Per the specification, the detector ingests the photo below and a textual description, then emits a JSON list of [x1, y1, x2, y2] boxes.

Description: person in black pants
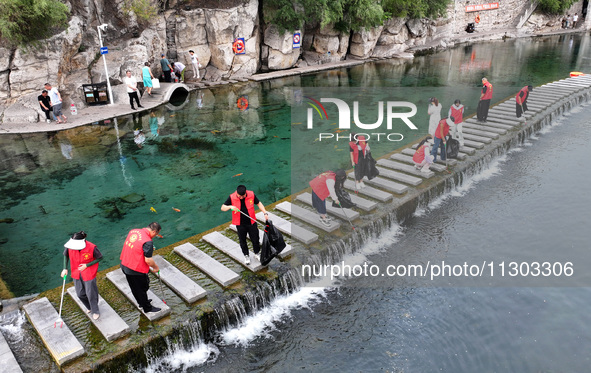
[[477, 77, 493, 122], [221, 185, 269, 265], [38, 90, 53, 123], [123, 70, 143, 110], [120, 222, 162, 313]]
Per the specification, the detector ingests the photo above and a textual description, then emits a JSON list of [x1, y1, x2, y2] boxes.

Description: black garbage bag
[[365, 152, 380, 180], [334, 183, 356, 208], [260, 220, 286, 265], [445, 135, 460, 159]]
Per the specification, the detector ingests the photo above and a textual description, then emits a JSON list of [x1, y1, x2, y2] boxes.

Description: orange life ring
[[237, 96, 248, 110], [475, 14, 481, 23], [570, 71, 584, 77], [232, 39, 245, 54]]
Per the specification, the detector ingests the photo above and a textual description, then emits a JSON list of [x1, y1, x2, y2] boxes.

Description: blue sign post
[[293, 32, 301, 49], [100, 47, 108, 55]]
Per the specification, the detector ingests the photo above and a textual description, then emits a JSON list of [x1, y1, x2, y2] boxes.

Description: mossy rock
[[120, 193, 145, 203]]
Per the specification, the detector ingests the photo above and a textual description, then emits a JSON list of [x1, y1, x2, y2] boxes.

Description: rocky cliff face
[[0, 0, 588, 124]]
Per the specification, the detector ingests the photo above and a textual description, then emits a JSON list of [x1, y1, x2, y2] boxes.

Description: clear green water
[[1, 33, 590, 296]]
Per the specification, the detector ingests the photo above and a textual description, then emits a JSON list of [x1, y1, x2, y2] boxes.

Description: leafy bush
[[382, 0, 450, 19], [0, 0, 69, 47], [537, 0, 576, 14], [123, 0, 158, 22]]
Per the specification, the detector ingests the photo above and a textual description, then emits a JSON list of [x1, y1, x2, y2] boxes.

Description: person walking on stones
[[413, 136, 434, 173], [38, 89, 53, 123], [309, 170, 345, 227], [160, 53, 173, 83], [427, 97, 442, 137], [516, 85, 533, 120], [477, 77, 493, 123], [448, 99, 465, 146], [431, 117, 453, 162], [221, 185, 269, 265], [189, 50, 200, 80], [349, 133, 369, 190], [44, 83, 67, 124], [61, 231, 103, 320], [120, 222, 162, 313], [142, 62, 155, 96], [124, 70, 143, 110], [566, 14, 571, 28], [173, 61, 186, 83]]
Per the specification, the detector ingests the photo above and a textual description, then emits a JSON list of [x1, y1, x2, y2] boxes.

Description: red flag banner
[[466, 2, 499, 12]]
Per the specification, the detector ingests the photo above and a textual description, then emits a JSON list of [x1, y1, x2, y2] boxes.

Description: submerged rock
[[120, 193, 145, 203], [0, 218, 14, 224]]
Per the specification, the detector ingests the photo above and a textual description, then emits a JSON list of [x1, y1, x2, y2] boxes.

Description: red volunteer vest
[[309, 171, 336, 201], [69, 241, 98, 281], [413, 144, 429, 163], [516, 86, 529, 104], [349, 136, 367, 164], [230, 190, 256, 226], [435, 118, 450, 139], [120, 228, 152, 273], [482, 82, 493, 100], [450, 105, 464, 124]]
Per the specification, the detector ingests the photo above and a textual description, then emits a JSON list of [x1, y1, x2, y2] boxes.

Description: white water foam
[[144, 342, 219, 373], [0, 311, 26, 343]]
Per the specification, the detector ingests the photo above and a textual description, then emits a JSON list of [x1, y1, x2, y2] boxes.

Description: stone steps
[[343, 179, 393, 202], [465, 117, 515, 129], [256, 211, 319, 244], [203, 232, 265, 271], [372, 164, 424, 185], [152, 256, 207, 303], [462, 122, 506, 134], [355, 174, 409, 194], [0, 324, 23, 372], [106, 269, 171, 321], [66, 287, 130, 342], [229, 224, 294, 258], [391, 153, 455, 170], [276, 201, 341, 232], [401, 147, 467, 161], [377, 158, 434, 178], [174, 243, 241, 287], [296, 192, 361, 220], [22, 297, 85, 366], [459, 126, 500, 139], [462, 132, 493, 144]]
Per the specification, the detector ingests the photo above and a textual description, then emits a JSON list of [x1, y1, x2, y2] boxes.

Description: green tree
[[537, 0, 576, 13], [0, 0, 69, 47], [382, 0, 450, 19], [123, 0, 158, 22]]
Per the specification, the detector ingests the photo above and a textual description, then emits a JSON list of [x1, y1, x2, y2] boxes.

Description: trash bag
[[334, 182, 356, 208], [366, 152, 380, 180], [260, 220, 286, 265], [445, 135, 460, 159]]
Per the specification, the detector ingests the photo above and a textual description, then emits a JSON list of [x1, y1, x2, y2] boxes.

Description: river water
[[145, 97, 591, 373]]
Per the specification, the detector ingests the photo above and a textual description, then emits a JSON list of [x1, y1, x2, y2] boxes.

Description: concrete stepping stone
[[174, 243, 240, 286], [106, 269, 171, 321], [378, 158, 434, 178], [152, 256, 207, 303], [276, 201, 341, 232], [497, 102, 545, 111], [343, 179, 393, 202], [464, 118, 513, 131], [296, 192, 361, 220], [66, 287, 130, 342], [203, 232, 264, 271], [488, 110, 533, 120], [357, 174, 409, 194], [255, 211, 318, 244], [535, 86, 575, 94], [462, 133, 492, 144], [462, 122, 506, 135], [23, 297, 85, 366], [391, 153, 455, 168], [462, 139, 486, 149], [528, 91, 567, 100], [228, 225, 294, 258], [550, 81, 585, 89], [402, 147, 467, 161], [471, 117, 518, 128], [458, 126, 499, 138], [0, 327, 23, 372], [370, 163, 423, 185]]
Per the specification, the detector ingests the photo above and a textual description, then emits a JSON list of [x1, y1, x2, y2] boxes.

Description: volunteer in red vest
[[477, 77, 493, 122], [413, 136, 434, 173], [431, 117, 453, 162], [120, 222, 162, 313], [61, 231, 103, 320], [516, 85, 533, 119], [349, 134, 369, 190], [448, 99, 465, 146], [221, 185, 269, 265], [309, 169, 345, 227]]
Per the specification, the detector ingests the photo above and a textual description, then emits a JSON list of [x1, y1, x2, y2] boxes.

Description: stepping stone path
[[18, 75, 591, 371], [229, 224, 294, 258]]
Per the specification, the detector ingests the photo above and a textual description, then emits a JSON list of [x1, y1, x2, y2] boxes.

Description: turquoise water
[[1, 33, 591, 296]]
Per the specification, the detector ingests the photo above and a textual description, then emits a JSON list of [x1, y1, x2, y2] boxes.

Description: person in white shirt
[[189, 50, 200, 79], [173, 61, 186, 82], [123, 70, 143, 110], [573, 13, 579, 28], [44, 83, 67, 123]]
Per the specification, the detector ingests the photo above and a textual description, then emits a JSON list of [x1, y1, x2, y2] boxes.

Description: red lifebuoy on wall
[[237, 96, 249, 111], [232, 38, 245, 54], [475, 14, 481, 23]]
